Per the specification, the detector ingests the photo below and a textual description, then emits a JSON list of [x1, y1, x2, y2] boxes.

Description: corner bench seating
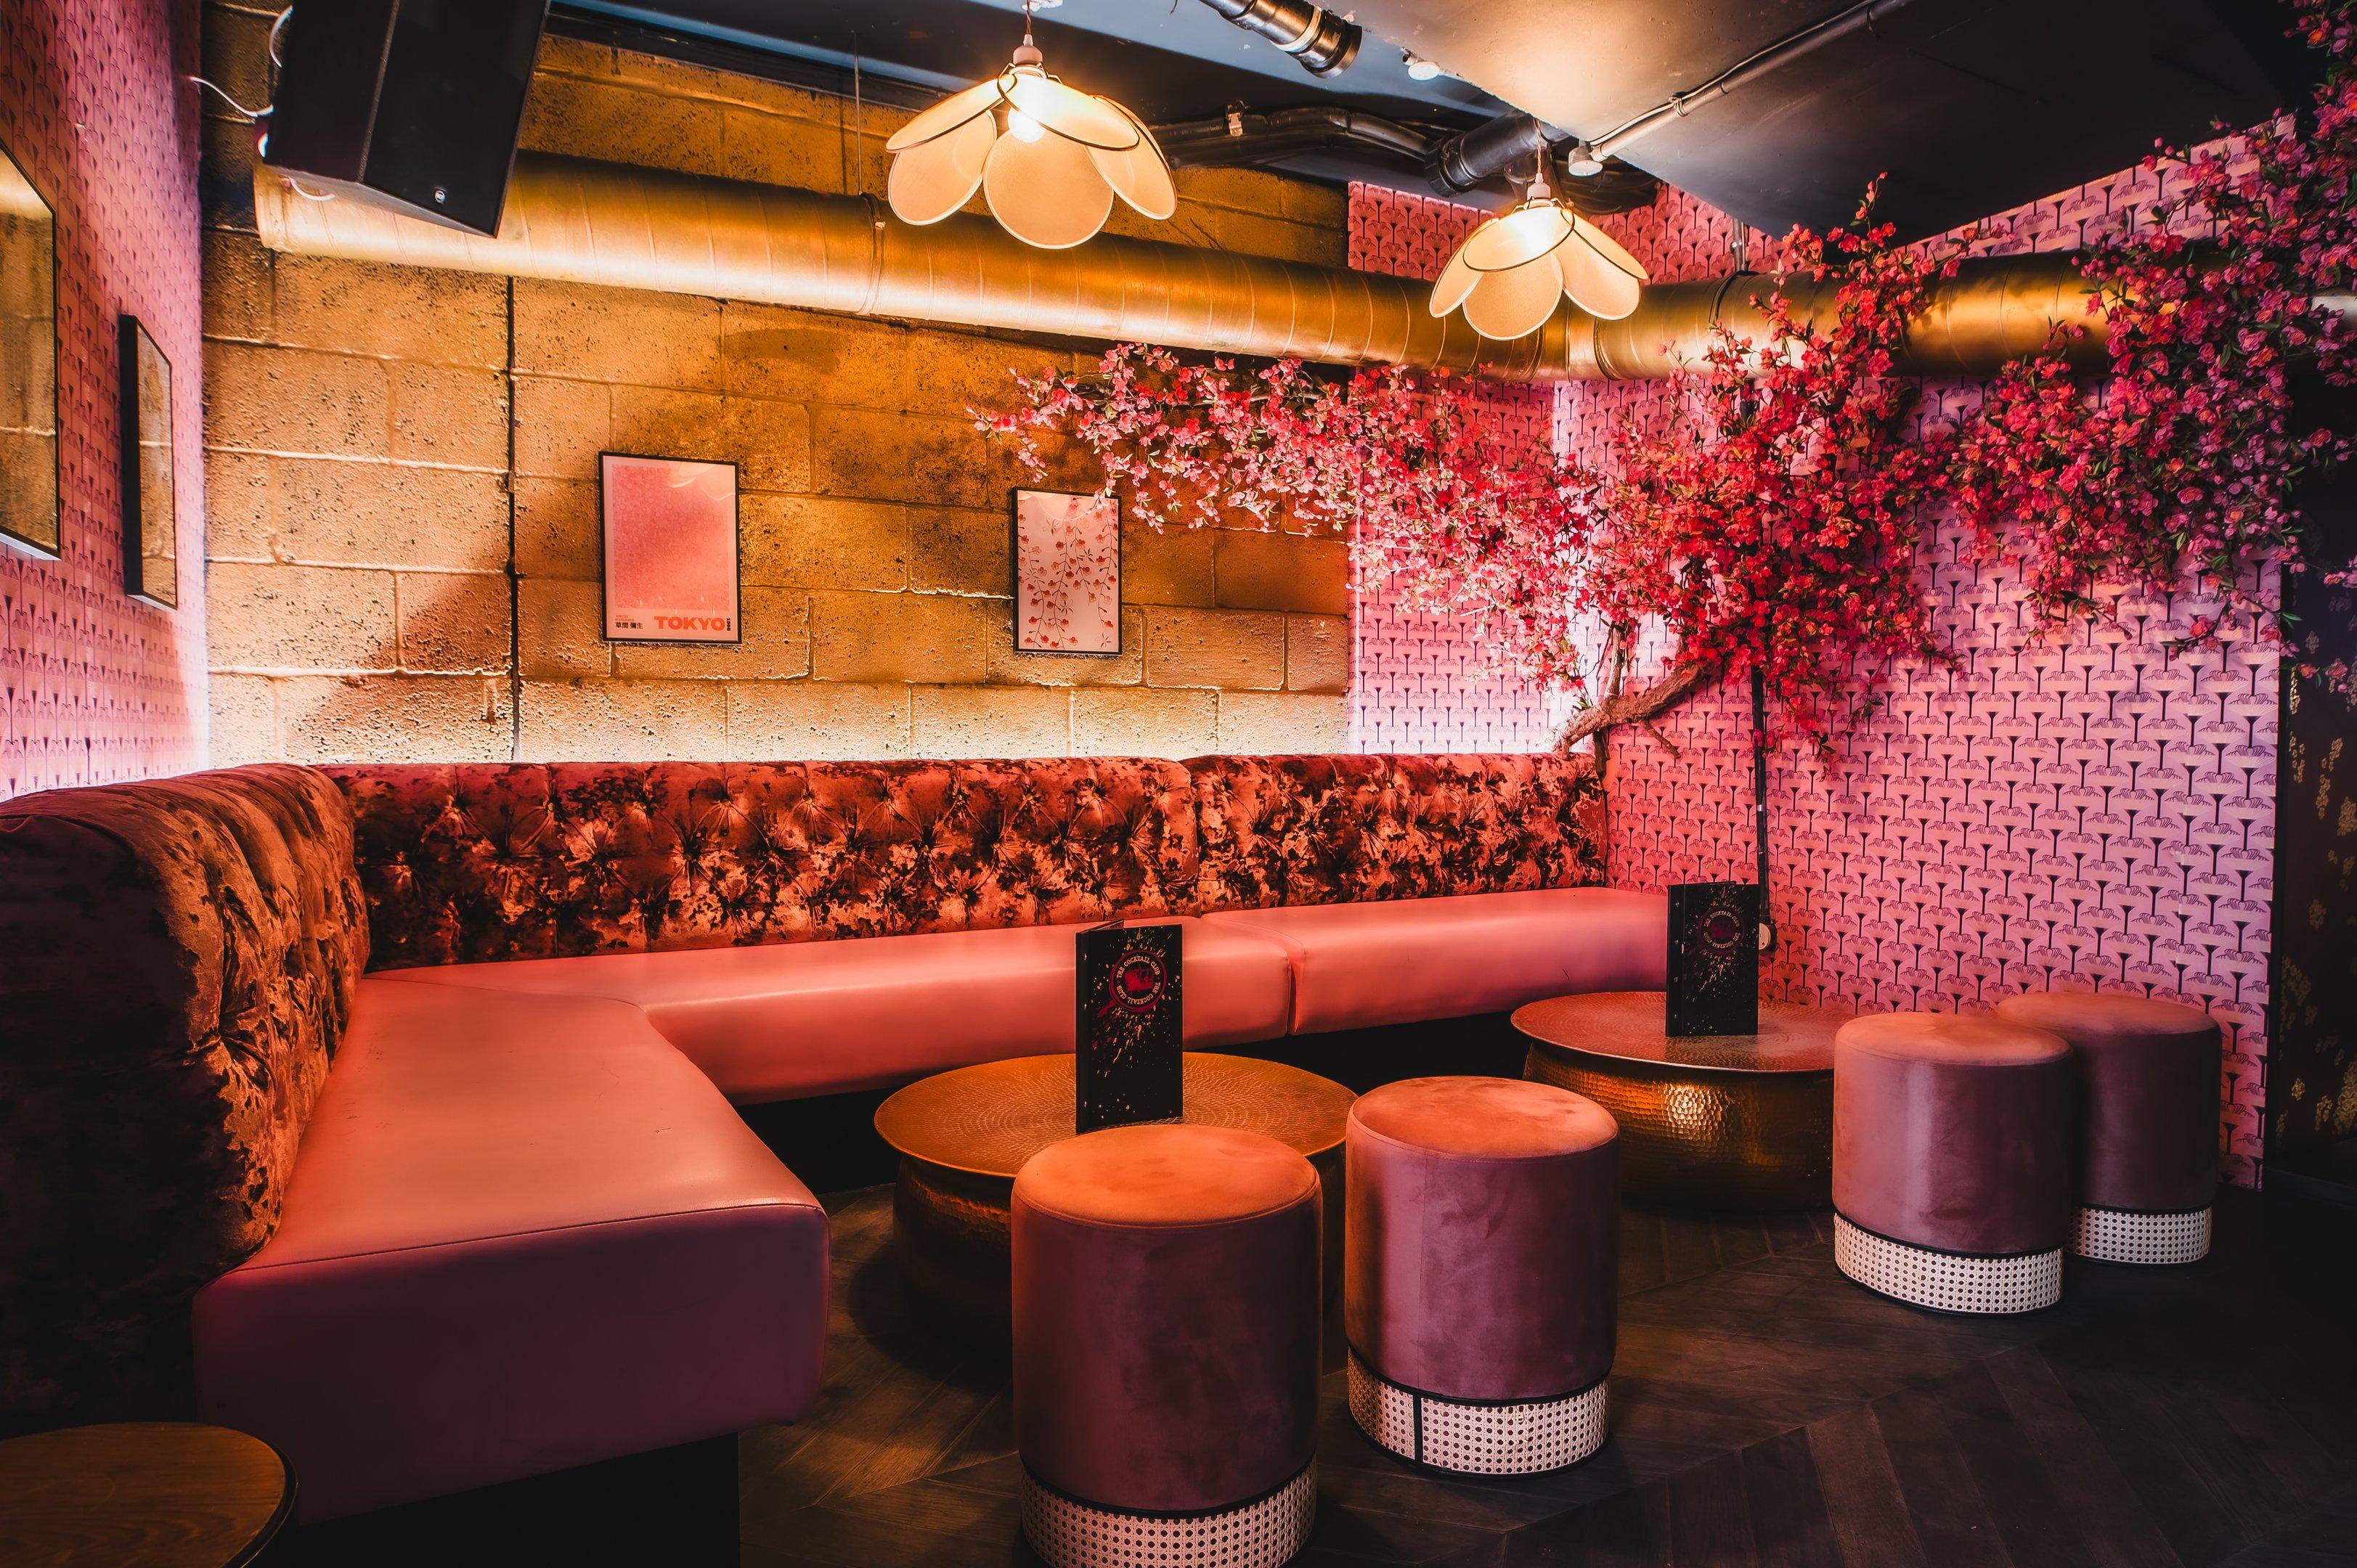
[[0, 751, 1661, 1525]]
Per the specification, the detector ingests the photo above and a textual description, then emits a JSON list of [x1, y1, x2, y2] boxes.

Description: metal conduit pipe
[[1193, 0, 1362, 76], [1424, 112, 1553, 195], [254, 152, 2353, 382]]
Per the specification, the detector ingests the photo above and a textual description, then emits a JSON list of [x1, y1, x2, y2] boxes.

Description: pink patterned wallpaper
[[0, 0, 205, 801], [1348, 171, 2273, 1186], [1346, 190, 1572, 753]]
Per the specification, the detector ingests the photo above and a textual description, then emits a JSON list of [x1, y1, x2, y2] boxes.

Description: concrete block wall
[[198, 2, 1349, 764]]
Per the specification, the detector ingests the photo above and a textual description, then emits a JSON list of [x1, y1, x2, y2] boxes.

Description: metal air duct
[[255, 152, 2332, 382], [1194, 0, 1362, 76]]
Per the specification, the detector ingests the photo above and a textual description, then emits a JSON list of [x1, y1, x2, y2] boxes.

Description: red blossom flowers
[[976, 0, 2357, 742], [1945, 0, 2357, 681]]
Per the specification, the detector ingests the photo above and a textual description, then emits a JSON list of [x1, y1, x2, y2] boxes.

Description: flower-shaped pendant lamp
[[1429, 166, 1648, 339], [886, 0, 1175, 250]]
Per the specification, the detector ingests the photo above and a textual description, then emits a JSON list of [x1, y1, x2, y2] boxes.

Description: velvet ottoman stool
[[1995, 991, 2222, 1264], [1833, 1013, 2077, 1314], [1343, 1077, 1619, 1475], [1012, 1123, 1321, 1568]]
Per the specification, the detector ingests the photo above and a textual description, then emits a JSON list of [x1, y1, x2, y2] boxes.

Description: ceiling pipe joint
[[1424, 111, 1553, 195], [1193, 0, 1361, 77]]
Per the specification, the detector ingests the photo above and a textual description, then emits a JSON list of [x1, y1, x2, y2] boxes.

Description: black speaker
[[265, 0, 550, 235]]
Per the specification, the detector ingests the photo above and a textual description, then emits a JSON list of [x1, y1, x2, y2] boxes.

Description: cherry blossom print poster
[[1013, 489, 1121, 654], [601, 453, 741, 644]]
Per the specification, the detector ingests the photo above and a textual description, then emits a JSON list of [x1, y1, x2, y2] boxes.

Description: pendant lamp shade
[[1430, 187, 1648, 340], [887, 24, 1175, 251]]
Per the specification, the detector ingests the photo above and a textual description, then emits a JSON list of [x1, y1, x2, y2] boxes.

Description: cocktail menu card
[[1075, 920, 1184, 1132], [1666, 881, 1761, 1037]]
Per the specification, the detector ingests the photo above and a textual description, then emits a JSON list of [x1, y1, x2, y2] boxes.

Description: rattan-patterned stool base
[[1019, 1463, 1315, 1568], [2073, 1204, 2212, 1265], [1346, 1351, 1608, 1475], [1833, 1213, 2063, 1315]]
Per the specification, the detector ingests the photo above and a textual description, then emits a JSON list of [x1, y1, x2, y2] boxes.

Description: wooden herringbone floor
[[738, 1188, 2357, 1568]]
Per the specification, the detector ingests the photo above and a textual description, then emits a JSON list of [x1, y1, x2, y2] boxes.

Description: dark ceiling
[[562, 0, 2310, 238], [1342, 0, 2302, 236]]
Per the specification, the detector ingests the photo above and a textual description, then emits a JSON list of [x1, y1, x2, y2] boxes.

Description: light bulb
[[1007, 107, 1046, 142]]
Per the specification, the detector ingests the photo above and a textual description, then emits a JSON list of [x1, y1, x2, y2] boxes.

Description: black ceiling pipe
[[1424, 111, 1552, 194], [1153, 106, 1438, 168], [1152, 105, 1664, 214], [1194, 0, 1361, 77]]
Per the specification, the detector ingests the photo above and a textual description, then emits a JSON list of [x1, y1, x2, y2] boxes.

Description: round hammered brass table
[[1515, 992, 1852, 1210], [874, 1053, 1354, 1336]]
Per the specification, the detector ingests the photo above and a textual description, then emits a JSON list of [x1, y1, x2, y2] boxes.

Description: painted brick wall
[[0, 0, 206, 800], [1348, 171, 2276, 1185], [198, 4, 1348, 765]]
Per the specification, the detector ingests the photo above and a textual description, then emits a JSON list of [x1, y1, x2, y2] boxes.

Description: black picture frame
[[118, 315, 176, 608], [1010, 486, 1124, 656], [597, 450, 744, 646]]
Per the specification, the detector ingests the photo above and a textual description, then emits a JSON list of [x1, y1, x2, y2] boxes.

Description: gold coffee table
[[1516, 991, 1852, 1210], [875, 1053, 1353, 1335], [0, 1421, 293, 1568]]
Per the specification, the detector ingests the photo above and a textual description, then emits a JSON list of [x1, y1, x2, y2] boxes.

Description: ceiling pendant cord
[[1017, 0, 1042, 68]]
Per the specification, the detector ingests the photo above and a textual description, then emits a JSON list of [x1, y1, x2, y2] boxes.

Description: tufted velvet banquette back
[[324, 753, 1608, 970], [0, 765, 369, 1424], [326, 758, 1204, 969], [1186, 753, 1608, 911]]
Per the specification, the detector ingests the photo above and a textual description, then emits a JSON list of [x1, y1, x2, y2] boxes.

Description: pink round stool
[[1013, 1123, 1320, 1568], [1344, 1077, 1619, 1475], [1833, 1013, 2076, 1314], [1995, 991, 2222, 1264]]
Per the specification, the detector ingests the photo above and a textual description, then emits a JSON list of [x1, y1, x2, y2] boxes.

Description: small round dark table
[[1515, 991, 1852, 1210], [0, 1421, 293, 1567], [875, 1052, 1355, 1334]]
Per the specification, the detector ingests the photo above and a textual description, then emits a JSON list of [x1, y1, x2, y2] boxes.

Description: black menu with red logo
[[1075, 921, 1184, 1132], [1666, 881, 1760, 1037]]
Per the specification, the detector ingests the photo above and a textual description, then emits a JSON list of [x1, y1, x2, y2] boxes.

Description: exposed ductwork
[[254, 153, 1568, 377], [1147, 106, 1660, 214], [1194, 0, 1362, 77], [255, 151, 2348, 383], [1423, 112, 1553, 195]]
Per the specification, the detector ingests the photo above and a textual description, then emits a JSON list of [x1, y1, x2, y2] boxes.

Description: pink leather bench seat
[[377, 915, 1295, 1103], [1200, 889, 1670, 1036], [190, 980, 829, 1522]]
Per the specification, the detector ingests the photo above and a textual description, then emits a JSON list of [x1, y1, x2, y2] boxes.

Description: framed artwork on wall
[[118, 316, 176, 608], [0, 137, 60, 558], [600, 452, 741, 644], [1012, 488, 1121, 655]]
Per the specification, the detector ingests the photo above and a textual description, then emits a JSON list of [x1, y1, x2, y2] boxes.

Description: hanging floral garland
[[1945, 0, 2357, 680], [977, 346, 1616, 697]]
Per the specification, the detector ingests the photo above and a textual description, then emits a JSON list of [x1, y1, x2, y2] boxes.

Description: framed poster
[[0, 138, 59, 558], [1012, 488, 1120, 655], [118, 316, 176, 608], [600, 452, 740, 644]]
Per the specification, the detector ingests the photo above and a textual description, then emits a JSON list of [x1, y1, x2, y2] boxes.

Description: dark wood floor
[[738, 1187, 2357, 1568]]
